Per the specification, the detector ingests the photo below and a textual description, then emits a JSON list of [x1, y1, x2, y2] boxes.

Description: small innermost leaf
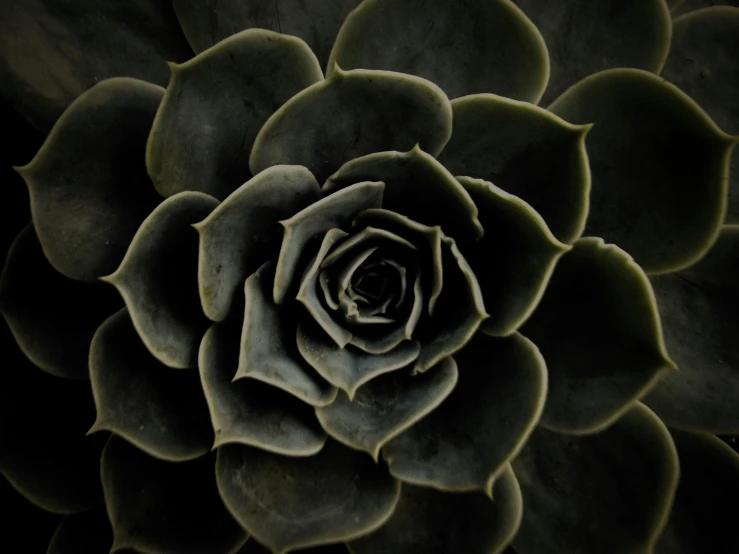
[[353, 268, 389, 301]]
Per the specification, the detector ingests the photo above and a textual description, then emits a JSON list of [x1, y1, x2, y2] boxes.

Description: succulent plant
[[1, 0, 739, 552]]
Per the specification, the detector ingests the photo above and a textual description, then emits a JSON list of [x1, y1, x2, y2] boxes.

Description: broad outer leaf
[[103, 191, 218, 369], [329, 0, 549, 102], [548, 68, 736, 274], [89, 309, 213, 462], [101, 436, 246, 554], [0, 224, 120, 379], [16, 78, 164, 282], [216, 441, 400, 553], [672, 1, 739, 17], [47, 508, 112, 554], [522, 237, 675, 433], [349, 465, 523, 554], [512, 403, 679, 554], [383, 332, 546, 494], [195, 165, 320, 322], [645, 225, 739, 433], [146, 30, 323, 199], [250, 67, 452, 183]]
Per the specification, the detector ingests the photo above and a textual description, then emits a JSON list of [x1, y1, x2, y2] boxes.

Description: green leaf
[[15, 78, 164, 282], [660, 7, 739, 222], [644, 225, 739, 433], [328, 0, 549, 103], [200, 320, 327, 456], [216, 441, 400, 553], [457, 177, 569, 336], [383, 332, 546, 494], [101, 436, 247, 554], [316, 357, 457, 459], [522, 237, 675, 433], [103, 191, 218, 369], [324, 147, 483, 243], [47, 508, 112, 554], [512, 403, 679, 554], [548, 68, 736, 274], [236, 262, 338, 407], [349, 465, 522, 554], [513, 0, 672, 105], [172, 0, 363, 69], [655, 429, 739, 554], [437, 94, 591, 244], [195, 165, 320, 322], [250, 68, 452, 183], [89, 309, 213, 462], [672, 1, 739, 17], [146, 30, 323, 199], [0, 0, 192, 131], [0, 224, 120, 379]]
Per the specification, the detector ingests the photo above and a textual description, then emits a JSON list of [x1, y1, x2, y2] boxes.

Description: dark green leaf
[[47, 508, 112, 554]]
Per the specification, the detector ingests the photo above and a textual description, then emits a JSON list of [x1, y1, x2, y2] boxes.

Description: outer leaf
[[349, 465, 523, 554], [104, 192, 217, 368], [513, 0, 672, 105], [47, 508, 112, 554], [655, 429, 739, 554], [0, 224, 119, 379], [329, 0, 549, 103], [522, 237, 675, 433], [101, 436, 247, 554], [238, 542, 350, 554], [15, 78, 164, 282], [200, 320, 327, 456], [89, 309, 213, 462], [644, 226, 739, 432], [146, 30, 323, 199], [195, 165, 320, 322], [216, 441, 400, 553], [437, 94, 591, 244], [457, 177, 569, 336], [672, 1, 739, 17], [383, 332, 547, 494], [660, 7, 739, 222], [0, 0, 191, 131], [250, 67, 452, 183], [512, 403, 679, 554], [316, 357, 458, 460], [548, 68, 736, 274], [0, 476, 59, 553], [236, 262, 338, 407]]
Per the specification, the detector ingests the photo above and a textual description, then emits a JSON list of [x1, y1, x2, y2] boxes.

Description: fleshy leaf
[[0, 224, 120, 379], [172, 0, 362, 69], [522, 237, 675, 433], [195, 165, 320, 322], [103, 191, 218, 369], [513, 0, 672, 105], [437, 94, 591, 243], [89, 309, 213, 462], [47, 508, 112, 554], [548, 68, 736, 274], [383, 332, 546, 494], [644, 226, 739, 433], [512, 403, 679, 554], [237, 262, 338, 407], [297, 316, 421, 399], [660, 7, 739, 222], [216, 441, 400, 553], [15, 78, 164, 282], [238, 541, 351, 554], [316, 357, 457, 460], [328, 0, 549, 102], [276, 181, 384, 304], [324, 147, 483, 242], [349, 465, 522, 554], [672, 1, 739, 17], [200, 320, 327, 456], [250, 68, 453, 183], [457, 177, 569, 336], [655, 429, 739, 554], [101, 436, 247, 554], [0, 0, 191, 131], [146, 30, 323, 199]]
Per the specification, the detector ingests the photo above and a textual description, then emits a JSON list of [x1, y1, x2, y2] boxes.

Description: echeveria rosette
[[1, 1, 739, 553]]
